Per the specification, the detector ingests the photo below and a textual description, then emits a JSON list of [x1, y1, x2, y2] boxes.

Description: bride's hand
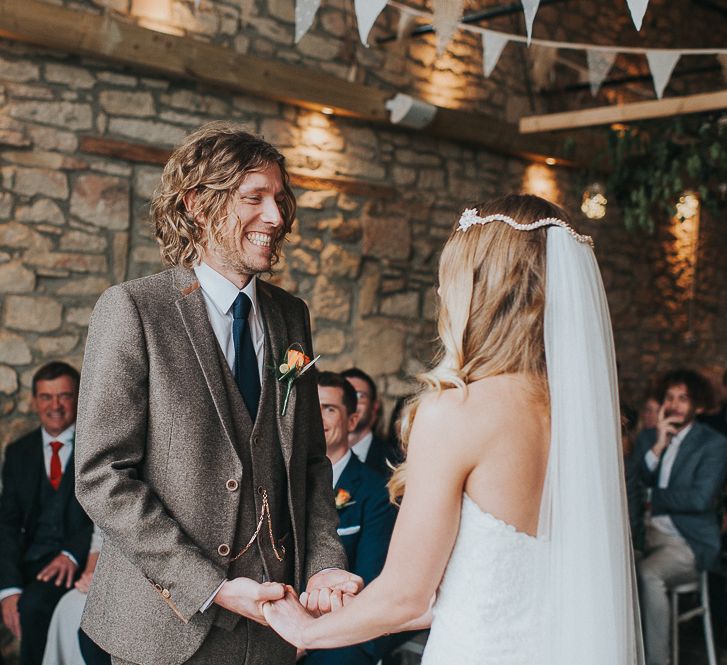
[[263, 585, 315, 648]]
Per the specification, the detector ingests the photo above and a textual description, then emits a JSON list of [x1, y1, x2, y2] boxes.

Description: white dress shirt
[[331, 450, 352, 489], [645, 422, 694, 538], [0, 425, 78, 602], [193, 262, 265, 379], [351, 431, 373, 464]]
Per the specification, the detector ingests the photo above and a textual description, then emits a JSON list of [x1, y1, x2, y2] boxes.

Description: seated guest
[[342, 368, 401, 478], [637, 393, 661, 435], [42, 526, 109, 665], [300, 372, 397, 665], [634, 369, 727, 665], [0, 362, 93, 665]]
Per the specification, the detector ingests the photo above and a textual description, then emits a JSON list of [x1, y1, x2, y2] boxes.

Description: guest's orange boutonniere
[[335, 488, 355, 510], [270, 343, 320, 417]]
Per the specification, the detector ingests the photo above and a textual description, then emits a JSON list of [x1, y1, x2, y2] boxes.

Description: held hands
[[301, 568, 363, 616], [36, 552, 78, 588], [214, 577, 286, 625], [263, 585, 314, 649]]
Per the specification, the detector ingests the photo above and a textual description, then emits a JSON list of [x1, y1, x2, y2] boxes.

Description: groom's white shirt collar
[[193, 262, 264, 377], [331, 450, 352, 488]]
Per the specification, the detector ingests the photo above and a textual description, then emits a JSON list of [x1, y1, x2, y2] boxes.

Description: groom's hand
[[301, 569, 363, 616], [213, 577, 285, 625]]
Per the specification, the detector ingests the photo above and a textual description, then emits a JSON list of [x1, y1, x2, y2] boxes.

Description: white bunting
[[521, 0, 540, 45], [626, 0, 650, 31], [354, 0, 389, 46], [586, 49, 618, 97], [482, 30, 509, 77], [432, 0, 465, 54], [295, 0, 320, 44], [646, 50, 680, 99]]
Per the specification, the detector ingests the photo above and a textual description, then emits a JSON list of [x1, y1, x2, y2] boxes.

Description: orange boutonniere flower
[[269, 343, 320, 417], [335, 488, 355, 510]]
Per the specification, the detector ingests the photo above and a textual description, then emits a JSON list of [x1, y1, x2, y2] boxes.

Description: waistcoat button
[[226, 479, 239, 492], [218, 544, 230, 557]]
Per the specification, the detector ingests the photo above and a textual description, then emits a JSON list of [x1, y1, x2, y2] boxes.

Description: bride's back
[[460, 374, 550, 537]]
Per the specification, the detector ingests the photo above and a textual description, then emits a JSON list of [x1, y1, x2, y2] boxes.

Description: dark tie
[[232, 292, 261, 420], [49, 440, 63, 490]]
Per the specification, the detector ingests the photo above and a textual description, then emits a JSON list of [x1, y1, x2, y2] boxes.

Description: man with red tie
[[0, 361, 93, 665]]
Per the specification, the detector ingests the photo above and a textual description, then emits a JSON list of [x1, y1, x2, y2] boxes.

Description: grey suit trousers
[[637, 526, 697, 665]]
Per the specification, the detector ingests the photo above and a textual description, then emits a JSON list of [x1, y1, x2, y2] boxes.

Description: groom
[[75, 123, 360, 665]]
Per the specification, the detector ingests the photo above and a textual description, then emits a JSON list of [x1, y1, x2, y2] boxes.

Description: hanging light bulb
[[581, 182, 607, 220], [675, 192, 699, 223]]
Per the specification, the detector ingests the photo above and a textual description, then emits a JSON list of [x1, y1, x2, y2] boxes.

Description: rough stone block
[[380, 291, 420, 318], [0, 222, 53, 251], [0, 261, 35, 293], [0, 56, 39, 82], [100, 90, 155, 117], [58, 230, 107, 252], [354, 318, 406, 375], [0, 365, 18, 395], [320, 244, 360, 279], [15, 199, 65, 226], [9, 101, 93, 130], [65, 306, 93, 327], [34, 334, 78, 356], [362, 207, 411, 261], [44, 63, 96, 89], [312, 275, 351, 323], [12, 167, 68, 199], [314, 327, 346, 355], [0, 331, 32, 365], [108, 118, 187, 147], [5, 295, 62, 332], [23, 250, 107, 273], [70, 174, 130, 230]]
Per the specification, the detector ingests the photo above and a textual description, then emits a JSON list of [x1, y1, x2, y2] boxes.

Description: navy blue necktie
[[232, 292, 260, 420]]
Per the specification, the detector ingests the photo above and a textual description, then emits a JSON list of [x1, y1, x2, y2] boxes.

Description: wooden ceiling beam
[[520, 90, 727, 132]]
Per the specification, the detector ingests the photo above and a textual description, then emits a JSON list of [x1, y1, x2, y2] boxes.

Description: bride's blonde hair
[[389, 194, 568, 501]]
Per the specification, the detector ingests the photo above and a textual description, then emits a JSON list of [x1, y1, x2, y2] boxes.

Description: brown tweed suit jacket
[[75, 266, 346, 665]]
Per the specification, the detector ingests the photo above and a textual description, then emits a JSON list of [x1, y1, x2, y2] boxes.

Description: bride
[[264, 194, 644, 664]]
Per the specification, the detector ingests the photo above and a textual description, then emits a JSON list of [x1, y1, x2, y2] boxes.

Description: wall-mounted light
[[130, 0, 183, 35], [545, 157, 556, 166], [320, 107, 334, 116], [581, 182, 607, 220]]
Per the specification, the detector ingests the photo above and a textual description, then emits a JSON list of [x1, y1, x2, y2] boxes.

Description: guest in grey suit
[[75, 123, 361, 665], [633, 369, 727, 665]]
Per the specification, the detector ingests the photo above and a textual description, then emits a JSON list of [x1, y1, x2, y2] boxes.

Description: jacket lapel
[[257, 281, 295, 465], [669, 422, 706, 484], [173, 267, 238, 454], [25, 431, 44, 530]]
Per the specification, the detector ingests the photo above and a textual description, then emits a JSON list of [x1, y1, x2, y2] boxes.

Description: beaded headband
[[457, 208, 594, 248]]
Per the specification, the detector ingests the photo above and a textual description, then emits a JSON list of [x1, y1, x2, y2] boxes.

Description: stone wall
[[2, 0, 727, 447]]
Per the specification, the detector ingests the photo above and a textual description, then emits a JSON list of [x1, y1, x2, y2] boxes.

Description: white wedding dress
[[421, 494, 544, 665]]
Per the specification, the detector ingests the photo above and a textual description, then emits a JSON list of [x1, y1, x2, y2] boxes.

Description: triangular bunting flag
[[521, 0, 541, 45], [432, 0, 465, 54], [354, 0, 388, 46], [482, 30, 509, 77], [626, 0, 649, 31], [586, 50, 618, 97], [646, 50, 680, 99], [295, 0, 321, 44]]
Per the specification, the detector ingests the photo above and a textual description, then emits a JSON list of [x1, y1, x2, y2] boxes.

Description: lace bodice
[[421, 494, 544, 665]]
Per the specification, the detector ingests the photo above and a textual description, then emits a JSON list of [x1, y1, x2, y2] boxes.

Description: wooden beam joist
[[520, 90, 727, 133], [79, 135, 397, 198], [0, 0, 591, 166]]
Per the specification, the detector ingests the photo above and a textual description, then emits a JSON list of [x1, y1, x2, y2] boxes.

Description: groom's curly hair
[[151, 121, 296, 268]]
